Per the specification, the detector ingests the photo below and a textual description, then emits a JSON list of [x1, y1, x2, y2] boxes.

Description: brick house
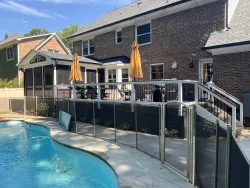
[[68, 0, 250, 101], [0, 33, 71, 81]]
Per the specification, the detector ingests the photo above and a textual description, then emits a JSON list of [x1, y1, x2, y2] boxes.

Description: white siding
[[228, 0, 239, 24]]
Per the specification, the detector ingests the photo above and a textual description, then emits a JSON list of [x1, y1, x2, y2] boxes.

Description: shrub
[[0, 78, 23, 88], [165, 128, 178, 138], [37, 101, 49, 116]]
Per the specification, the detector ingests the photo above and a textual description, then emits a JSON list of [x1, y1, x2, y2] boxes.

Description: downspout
[[225, 0, 230, 29]]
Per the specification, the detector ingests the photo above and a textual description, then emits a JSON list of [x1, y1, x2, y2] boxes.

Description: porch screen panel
[[44, 65, 53, 86], [25, 69, 33, 96], [34, 67, 43, 97], [44, 65, 53, 97], [57, 65, 70, 85]]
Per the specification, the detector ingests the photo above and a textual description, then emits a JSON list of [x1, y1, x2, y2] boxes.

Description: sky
[[0, 0, 133, 40]]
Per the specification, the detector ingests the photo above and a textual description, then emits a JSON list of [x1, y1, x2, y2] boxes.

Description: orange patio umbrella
[[69, 53, 83, 81], [130, 40, 143, 81]]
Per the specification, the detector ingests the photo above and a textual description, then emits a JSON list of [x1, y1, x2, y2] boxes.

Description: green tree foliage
[[56, 24, 81, 52], [0, 78, 23, 88], [24, 28, 49, 37]]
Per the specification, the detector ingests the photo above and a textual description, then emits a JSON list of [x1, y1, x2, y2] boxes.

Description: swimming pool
[[0, 121, 118, 188]]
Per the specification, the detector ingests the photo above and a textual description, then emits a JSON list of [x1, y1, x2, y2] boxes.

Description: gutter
[[202, 40, 250, 51], [67, 0, 191, 39]]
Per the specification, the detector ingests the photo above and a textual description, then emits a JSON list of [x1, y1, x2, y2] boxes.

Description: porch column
[[117, 69, 122, 83], [32, 68, 35, 97], [53, 65, 57, 98], [42, 66, 44, 98]]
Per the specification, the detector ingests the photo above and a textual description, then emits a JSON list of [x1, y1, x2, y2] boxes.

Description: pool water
[[0, 121, 118, 188]]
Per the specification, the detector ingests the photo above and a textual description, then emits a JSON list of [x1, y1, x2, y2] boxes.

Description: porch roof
[[36, 50, 101, 65]]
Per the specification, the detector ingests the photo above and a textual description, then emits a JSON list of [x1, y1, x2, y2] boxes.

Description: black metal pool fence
[[196, 115, 249, 188], [0, 96, 249, 188]]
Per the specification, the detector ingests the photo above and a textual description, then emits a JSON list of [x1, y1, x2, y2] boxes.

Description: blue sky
[[0, 0, 133, 40]]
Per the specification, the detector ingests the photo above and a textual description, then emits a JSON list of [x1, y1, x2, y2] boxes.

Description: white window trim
[[6, 46, 14, 61], [115, 29, 123, 44], [150, 63, 164, 81], [135, 21, 152, 46], [82, 39, 95, 56]]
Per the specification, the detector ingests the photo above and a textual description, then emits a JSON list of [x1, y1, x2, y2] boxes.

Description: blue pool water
[[0, 121, 118, 188]]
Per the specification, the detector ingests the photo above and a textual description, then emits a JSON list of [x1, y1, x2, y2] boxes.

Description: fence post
[[160, 104, 165, 163], [24, 96, 26, 116], [4, 87, 7, 111], [195, 83, 199, 105], [93, 100, 96, 137], [9, 96, 12, 112], [35, 96, 37, 117], [232, 107, 237, 133], [74, 100, 77, 133], [178, 81, 183, 116], [240, 103, 244, 126], [215, 120, 219, 188], [135, 102, 138, 149], [98, 84, 101, 109], [114, 102, 116, 142], [47, 96, 49, 118], [226, 125, 232, 188]]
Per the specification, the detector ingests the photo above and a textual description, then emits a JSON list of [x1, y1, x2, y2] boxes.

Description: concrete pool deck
[[20, 118, 194, 188]]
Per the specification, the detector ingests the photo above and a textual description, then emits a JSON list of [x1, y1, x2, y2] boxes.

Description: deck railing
[[55, 80, 197, 104], [207, 83, 243, 126]]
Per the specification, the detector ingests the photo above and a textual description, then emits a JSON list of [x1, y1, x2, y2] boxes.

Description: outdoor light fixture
[[189, 61, 194, 69], [171, 61, 177, 69]]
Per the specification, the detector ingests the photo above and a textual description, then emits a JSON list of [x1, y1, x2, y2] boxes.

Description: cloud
[[21, 20, 29, 23], [47, 11, 68, 19], [37, 0, 133, 5], [0, 0, 51, 18]]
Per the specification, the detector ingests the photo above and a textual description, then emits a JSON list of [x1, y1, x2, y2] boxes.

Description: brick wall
[[19, 36, 48, 60], [73, 0, 225, 81], [213, 52, 250, 100], [40, 38, 67, 54]]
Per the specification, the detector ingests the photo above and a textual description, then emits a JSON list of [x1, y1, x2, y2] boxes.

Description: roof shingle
[[35, 50, 101, 65], [71, 0, 182, 38], [205, 0, 250, 48]]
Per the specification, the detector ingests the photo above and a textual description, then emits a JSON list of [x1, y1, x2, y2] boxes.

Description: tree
[[56, 24, 81, 52], [24, 28, 49, 37]]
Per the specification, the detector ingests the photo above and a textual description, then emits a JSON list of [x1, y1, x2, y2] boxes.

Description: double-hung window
[[136, 23, 151, 45], [6, 46, 14, 61], [83, 39, 95, 56], [116, 29, 122, 44], [151, 64, 164, 80], [122, 69, 129, 82]]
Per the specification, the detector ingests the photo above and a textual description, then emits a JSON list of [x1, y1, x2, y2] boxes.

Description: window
[[108, 69, 116, 83], [48, 49, 59, 53], [122, 69, 129, 82], [30, 55, 46, 64], [82, 39, 95, 56], [203, 63, 213, 83], [6, 46, 14, 61], [116, 29, 122, 44], [108, 69, 116, 89], [151, 64, 163, 80], [136, 23, 151, 45]]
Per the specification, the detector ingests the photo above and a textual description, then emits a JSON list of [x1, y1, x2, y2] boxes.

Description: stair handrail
[[207, 83, 242, 103], [195, 83, 237, 132], [207, 83, 243, 125]]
